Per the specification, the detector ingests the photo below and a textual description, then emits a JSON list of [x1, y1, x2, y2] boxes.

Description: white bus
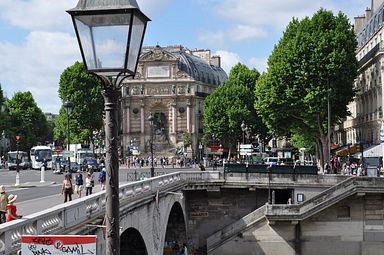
[[30, 146, 53, 170], [7, 151, 30, 170]]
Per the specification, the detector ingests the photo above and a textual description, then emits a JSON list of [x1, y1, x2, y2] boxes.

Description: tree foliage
[[7, 91, 49, 151], [255, 9, 358, 168], [204, 63, 267, 155], [55, 62, 104, 145]]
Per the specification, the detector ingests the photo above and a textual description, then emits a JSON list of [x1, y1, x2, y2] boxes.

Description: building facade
[[336, 0, 384, 148], [120, 45, 227, 158]]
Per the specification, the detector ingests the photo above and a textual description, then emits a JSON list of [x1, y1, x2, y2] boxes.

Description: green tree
[[7, 91, 49, 151], [0, 84, 9, 134], [204, 63, 267, 157], [55, 62, 104, 145], [255, 9, 358, 170]]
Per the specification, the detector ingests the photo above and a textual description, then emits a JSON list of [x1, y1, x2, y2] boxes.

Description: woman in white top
[[85, 172, 94, 196]]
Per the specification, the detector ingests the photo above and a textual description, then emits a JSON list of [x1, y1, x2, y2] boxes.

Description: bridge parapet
[[0, 172, 208, 255]]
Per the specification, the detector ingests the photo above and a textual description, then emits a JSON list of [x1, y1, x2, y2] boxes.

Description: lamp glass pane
[[74, 13, 131, 72], [127, 14, 146, 72]]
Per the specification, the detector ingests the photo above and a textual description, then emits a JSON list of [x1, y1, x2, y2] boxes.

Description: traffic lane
[[5, 184, 62, 203]]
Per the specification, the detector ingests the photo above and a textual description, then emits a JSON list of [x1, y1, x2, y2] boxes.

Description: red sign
[[55, 147, 62, 155], [208, 146, 224, 152]]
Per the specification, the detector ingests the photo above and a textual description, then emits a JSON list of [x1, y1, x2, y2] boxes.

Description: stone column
[[186, 100, 191, 133], [127, 106, 131, 134], [172, 102, 177, 133]]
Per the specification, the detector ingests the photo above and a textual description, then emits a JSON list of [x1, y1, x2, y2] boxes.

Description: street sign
[[240, 152, 252, 156], [61, 150, 74, 157], [240, 144, 252, 149]]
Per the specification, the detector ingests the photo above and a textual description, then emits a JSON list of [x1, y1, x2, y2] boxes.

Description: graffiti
[[21, 236, 97, 255]]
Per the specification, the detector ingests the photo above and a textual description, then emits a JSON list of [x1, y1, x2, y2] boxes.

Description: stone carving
[[176, 70, 189, 78], [178, 86, 185, 94], [131, 86, 141, 95], [140, 46, 178, 62], [147, 87, 171, 95]]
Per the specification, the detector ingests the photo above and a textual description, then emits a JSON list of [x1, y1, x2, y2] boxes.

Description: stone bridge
[[3, 171, 382, 255], [0, 171, 220, 255]]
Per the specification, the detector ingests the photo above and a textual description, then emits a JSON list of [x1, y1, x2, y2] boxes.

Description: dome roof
[[141, 45, 227, 85]]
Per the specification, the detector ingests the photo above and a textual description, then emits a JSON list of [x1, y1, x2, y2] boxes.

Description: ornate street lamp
[[63, 99, 73, 172], [148, 113, 155, 177], [67, 1, 150, 255]]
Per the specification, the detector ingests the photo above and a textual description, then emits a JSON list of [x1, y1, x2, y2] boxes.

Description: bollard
[[40, 165, 45, 183], [15, 172, 20, 186]]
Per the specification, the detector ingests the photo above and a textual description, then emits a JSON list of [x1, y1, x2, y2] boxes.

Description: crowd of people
[[61, 166, 106, 203], [324, 157, 380, 176], [125, 156, 197, 169]]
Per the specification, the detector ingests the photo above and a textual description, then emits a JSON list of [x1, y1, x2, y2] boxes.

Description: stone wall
[[208, 194, 384, 255]]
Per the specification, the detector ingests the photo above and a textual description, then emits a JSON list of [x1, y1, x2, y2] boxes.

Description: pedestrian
[[287, 198, 292, 205], [85, 172, 94, 196], [61, 174, 73, 203], [199, 163, 205, 171], [75, 170, 84, 197], [98, 168, 106, 190], [0, 185, 9, 224], [6, 194, 22, 222]]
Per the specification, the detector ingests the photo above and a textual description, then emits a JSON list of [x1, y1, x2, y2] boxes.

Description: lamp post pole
[[67, 1, 149, 255], [15, 136, 20, 186], [1, 130, 5, 163], [148, 113, 155, 177], [63, 99, 73, 172], [241, 121, 247, 144]]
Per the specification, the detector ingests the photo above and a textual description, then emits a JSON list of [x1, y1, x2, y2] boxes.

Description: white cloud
[[248, 57, 268, 73], [229, 24, 268, 41], [214, 50, 242, 74], [0, 0, 77, 32], [0, 31, 80, 113]]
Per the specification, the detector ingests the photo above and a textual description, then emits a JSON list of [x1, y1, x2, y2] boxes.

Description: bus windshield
[[7, 151, 28, 163], [34, 149, 52, 162]]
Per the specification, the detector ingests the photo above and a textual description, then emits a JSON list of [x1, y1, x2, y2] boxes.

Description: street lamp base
[[150, 167, 154, 177]]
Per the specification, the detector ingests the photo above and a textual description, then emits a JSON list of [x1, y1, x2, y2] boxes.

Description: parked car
[[83, 157, 100, 172], [70, 162, 80, 173]]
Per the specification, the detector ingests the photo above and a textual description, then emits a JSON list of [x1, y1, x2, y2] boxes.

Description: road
[[0, 164, 204, 216]]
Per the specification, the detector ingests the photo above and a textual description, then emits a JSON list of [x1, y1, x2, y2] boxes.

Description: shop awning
[[335, 144, 358, 157], [355, 144, 382, 158]]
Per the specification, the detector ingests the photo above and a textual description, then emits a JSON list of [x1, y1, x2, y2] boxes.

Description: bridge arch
[[120, 227, 147, 255], [163, 202, 187, 252], [119, 191, 187, 254]]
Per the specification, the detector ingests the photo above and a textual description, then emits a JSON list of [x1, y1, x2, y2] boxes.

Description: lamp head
[[67, 0, 150, 77]]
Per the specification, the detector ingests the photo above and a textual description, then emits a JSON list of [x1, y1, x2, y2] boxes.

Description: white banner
[[21, 235, 96, 255]]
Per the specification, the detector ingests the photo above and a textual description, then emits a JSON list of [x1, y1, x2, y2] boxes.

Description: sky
[[0, 0, 372, 114]]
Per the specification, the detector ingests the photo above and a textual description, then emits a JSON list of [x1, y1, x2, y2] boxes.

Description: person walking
[[0, 185, 9, 224], [98, 168, 106, 190], [85, 172, 94, 196], [61, 174, 73, 203], [75, 170, 84, 198], [6, 194, 22, 222]]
